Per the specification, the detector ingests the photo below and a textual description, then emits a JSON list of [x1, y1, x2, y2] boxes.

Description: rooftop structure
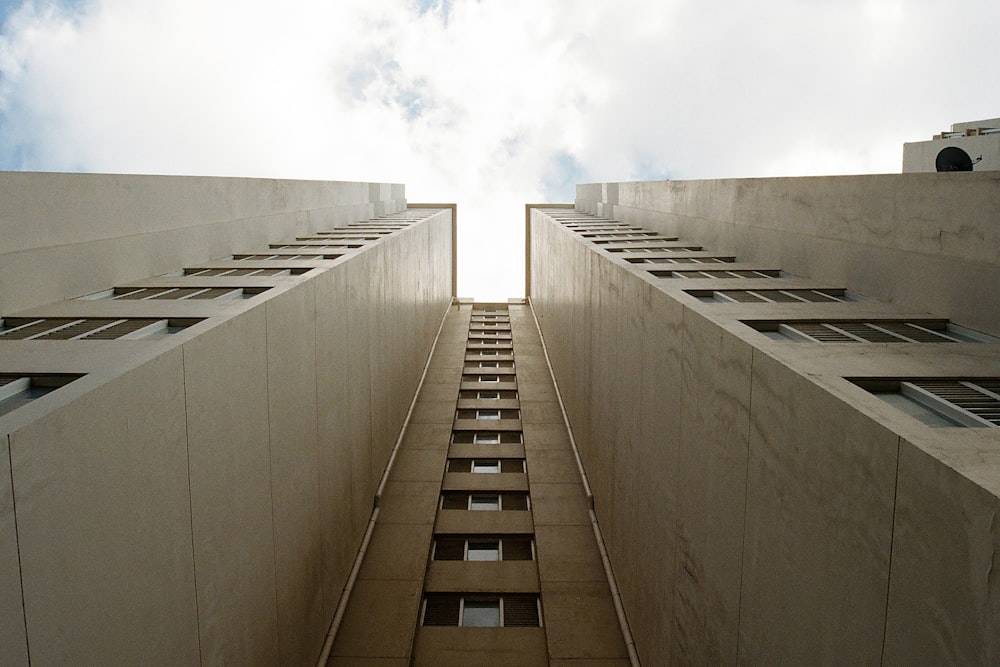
[[903, 117, 1000, 172]]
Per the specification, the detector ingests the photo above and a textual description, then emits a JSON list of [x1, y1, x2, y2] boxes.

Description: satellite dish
[[936, 146, 974, 172]]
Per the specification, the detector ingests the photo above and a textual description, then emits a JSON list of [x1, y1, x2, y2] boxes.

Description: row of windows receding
[[554, 211, 1000, 431], [419, 308, 539, 631]]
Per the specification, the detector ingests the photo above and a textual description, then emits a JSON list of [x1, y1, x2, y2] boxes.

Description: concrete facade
[[529, 175, 1000, 665], [327, 302, 631, 665], [0, 174, 452, 665]]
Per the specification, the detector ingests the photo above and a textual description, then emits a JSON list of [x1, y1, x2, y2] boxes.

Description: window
[[746, 320, 994, 344], [88, 286, 270, 300], [0, 318, 201, 340], [440, 492, 530, 511], [467, 541, 501, 561], [452, 431, 522, 444], [478, 391, 500, 400], [447, 458, 525, 473], [0, 374, 82, 417], [422, 594, 541, 627], [457, 409, 519, 420], [625, 256, 733, 265], [687, 288, 851, 303], [433, 535, 534, 561], [469, 495, 500, 511], [463, 599, 501, 626], [472, 460, 500, 473], [477, 375, 499, 383], [650, 269, 779, 279], [479, 361, 499, 368], [855, 378, 1000, 427]]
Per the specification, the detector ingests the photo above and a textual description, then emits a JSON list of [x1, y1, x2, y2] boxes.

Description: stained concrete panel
[[411, 628, 548, 667], [10, 349, 199, 664], [673, 308, 752, 667], [740, 351, 897, 665], [315, 267, 362, 620], [530, 482, 592, 526], [410, 400, 458, 424], [434, 511, 535, 535], [183, 308, 279, 664], [542, 581, 629, 660], [357, 523, 434, 582], [524, 450, 582, 483], [883, 438, 1000, 665], [388, 449, 449, 482], [329, 579, 422, 659], [264, 283, 326, 665], [378, 481, 442, 525], [0, 435, 26, 667], [424, 560, 539, 592], [535, 525, 607, 583]]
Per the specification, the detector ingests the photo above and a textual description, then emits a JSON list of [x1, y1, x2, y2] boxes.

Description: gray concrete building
[[529, 172, 1000, 665], [0, 174, 454, 664], [2, 164, 999, 665]]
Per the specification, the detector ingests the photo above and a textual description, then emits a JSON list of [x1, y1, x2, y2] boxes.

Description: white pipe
[[316, 299, 454, 666], [527, 298, 641, 667]]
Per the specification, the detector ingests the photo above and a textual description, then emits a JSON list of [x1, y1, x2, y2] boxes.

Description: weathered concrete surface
[[0, 175, 450, 665], [530, 198, 1000, 666]]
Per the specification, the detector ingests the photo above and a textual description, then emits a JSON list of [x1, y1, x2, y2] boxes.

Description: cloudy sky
[[1, 0, 998, 298]]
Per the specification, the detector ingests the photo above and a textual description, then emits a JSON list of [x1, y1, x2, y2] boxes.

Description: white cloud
[[2, 0, 999, 298]]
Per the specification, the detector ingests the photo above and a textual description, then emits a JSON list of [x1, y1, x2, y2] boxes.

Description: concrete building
[[3, 162, 1000, 665], [528, 172, 1000, 665], [903, 117, 1000, 172], [0, 173, 454, 664]]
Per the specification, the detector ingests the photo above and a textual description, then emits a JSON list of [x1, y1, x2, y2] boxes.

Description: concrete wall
[[0, 176, 451, 665], [529, 202, 1000, 665], [577, 173, 1000, 336], [0, 172, 406, 313]]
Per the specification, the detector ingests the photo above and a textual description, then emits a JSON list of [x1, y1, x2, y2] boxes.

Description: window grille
[[183, 268, 292, 276], [233, 253, 342, 260], [0, 318, 197, 340], [856, 378, 1000, 427], [105, 287, 267, 300], [421, 594, 540, 627], [440, 492, 530, 511], [651, 269, 780, 279], [446, 458, 525, 474], [749, 320, 989, 343], [0, 373, 81, 416], [432, 535, 534, 561], [689, 288, 849, 303]]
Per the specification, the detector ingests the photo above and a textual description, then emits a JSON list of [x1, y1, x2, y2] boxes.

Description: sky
[[1, 0, 999, 299]]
